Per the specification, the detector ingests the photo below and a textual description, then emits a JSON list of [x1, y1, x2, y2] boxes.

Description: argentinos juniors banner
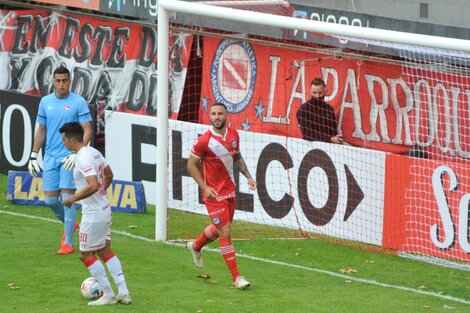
[[0, 9, 192, 135], [200, 37, 470, 160]]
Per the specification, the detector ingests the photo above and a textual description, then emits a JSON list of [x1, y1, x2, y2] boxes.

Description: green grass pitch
[[0, 174, 469, 312]]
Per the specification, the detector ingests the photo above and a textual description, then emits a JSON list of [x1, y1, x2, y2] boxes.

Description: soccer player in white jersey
[[59, 122, 132, 306], [28, 66, 92, 254], [187, 102, 257, 290]]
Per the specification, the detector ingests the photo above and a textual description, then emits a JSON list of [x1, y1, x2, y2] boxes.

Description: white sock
[[88, 259, 115, 298], [106, 255, 129, 295]]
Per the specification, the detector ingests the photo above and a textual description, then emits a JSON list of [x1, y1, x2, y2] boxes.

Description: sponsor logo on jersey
[[215, 149, 237, 160], [215, 191, 236, 201], [64, 105, 72, 110], [212, 207, 226, 215]]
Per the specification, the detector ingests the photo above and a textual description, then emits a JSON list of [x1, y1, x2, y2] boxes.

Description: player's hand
[[63, 197, 73, 208], [28, 152, 42, 177], [203, 186, 218, 199], [61, 153, 76, 171], [331, 135, 344, 144], [248, 178, 257, 191]]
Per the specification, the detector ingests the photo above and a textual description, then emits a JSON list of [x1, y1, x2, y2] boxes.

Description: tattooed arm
[[234, 152, 257, 191]]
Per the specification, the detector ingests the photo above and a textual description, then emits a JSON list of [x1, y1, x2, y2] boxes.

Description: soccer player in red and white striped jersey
[[187, 102, 257, 290]]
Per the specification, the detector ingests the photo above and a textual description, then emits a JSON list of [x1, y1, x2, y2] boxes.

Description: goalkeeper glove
[[28, 152, 42, 177], [61, 153, 76, 171]]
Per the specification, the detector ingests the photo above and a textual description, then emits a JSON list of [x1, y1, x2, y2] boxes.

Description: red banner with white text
[[0, 9, 192, 136], [383, 154, 470, 262], [200, 37, 470, 161]]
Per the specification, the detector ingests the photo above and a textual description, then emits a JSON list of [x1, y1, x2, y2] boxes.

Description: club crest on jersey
[[231, 140, 237, 148], [210, 39, 257, 114], [212, 217, 221, 225]]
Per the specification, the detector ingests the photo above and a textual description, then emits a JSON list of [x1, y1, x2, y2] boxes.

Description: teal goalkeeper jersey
[[36, 92, 92, 158]]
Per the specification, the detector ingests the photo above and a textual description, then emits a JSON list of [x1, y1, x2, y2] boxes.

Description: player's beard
[[311, 97, 325, 107], [211, 118, 226, 130]]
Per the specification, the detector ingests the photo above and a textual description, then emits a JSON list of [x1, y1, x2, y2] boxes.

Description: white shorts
[[79, 216, 112, 252]]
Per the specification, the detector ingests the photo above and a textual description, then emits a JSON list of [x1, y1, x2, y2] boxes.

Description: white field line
[[1, 209, 469, 305]]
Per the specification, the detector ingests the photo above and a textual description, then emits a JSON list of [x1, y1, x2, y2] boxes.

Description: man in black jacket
[[296, 77, 343, 144]]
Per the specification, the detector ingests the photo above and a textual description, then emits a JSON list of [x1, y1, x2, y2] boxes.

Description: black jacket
[[296, 98, 338, 142]]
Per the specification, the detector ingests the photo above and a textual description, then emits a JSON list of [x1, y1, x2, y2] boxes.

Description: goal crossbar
[[160, 0, 470, 52]]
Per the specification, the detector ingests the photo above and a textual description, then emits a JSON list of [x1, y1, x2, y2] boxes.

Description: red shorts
[[204, 196, 236, 228]]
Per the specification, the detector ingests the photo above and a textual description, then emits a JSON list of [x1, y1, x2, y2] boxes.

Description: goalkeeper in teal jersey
[[29, 66, 92, 255]]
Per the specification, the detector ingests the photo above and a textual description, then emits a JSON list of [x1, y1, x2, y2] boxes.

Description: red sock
[[82, 255, 98, 267], [101, 251, 115, 263], [193, 224, 218, 251], [219, 237, 239, 281]]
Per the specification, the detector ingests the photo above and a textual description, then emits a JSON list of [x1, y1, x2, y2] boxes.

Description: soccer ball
[[80, 277, 103, 299]]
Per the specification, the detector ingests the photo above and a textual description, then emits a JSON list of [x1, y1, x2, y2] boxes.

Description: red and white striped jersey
[[190, 127, 240, 200]]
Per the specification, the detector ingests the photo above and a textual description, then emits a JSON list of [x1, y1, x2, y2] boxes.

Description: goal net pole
[[156, 5, 169, 241], [155, 0, 470, 241]]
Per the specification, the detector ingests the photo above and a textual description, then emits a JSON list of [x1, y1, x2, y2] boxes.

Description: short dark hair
[[210, 102, 227, 111], [311, 77, 326, 87], [53, 66, 70, 77], [59, 122, 83, 142]]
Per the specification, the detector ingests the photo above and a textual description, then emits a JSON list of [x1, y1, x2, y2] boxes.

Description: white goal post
[[155, 0, 470, 241]]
